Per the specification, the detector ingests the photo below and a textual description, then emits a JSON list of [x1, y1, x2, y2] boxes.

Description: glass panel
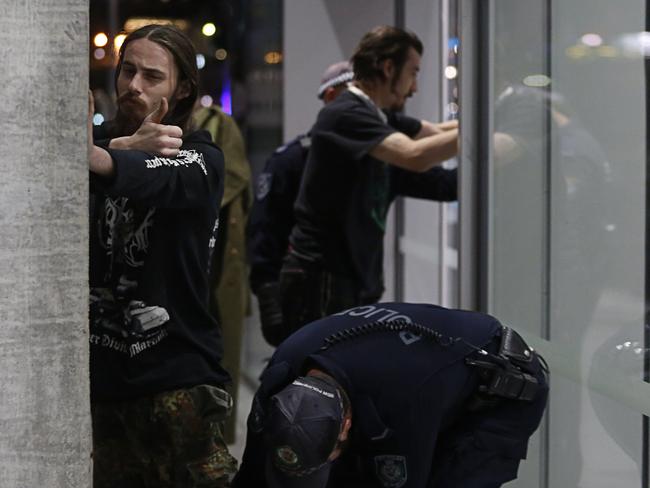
[[548, 0, 646, 485], [489, 0, 647, 486], [490, 4, 548, 485], [401, 0, 459, 307]]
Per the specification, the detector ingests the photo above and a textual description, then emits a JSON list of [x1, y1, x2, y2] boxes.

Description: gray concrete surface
[[0, 1, 92, 486]]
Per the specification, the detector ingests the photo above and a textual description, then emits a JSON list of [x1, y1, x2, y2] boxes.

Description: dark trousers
[[279, 254, 378, 340], [428, 343, 549, 488]]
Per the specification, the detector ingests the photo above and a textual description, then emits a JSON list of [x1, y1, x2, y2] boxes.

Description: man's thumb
[[145, 97, 168, 124]]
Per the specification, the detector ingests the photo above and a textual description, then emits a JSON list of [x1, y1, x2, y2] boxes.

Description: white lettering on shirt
[[144, 149, 208, 176]]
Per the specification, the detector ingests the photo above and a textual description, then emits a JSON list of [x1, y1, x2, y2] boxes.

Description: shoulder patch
[[256, 172, 273, 200], [374, 455, 407, 488]]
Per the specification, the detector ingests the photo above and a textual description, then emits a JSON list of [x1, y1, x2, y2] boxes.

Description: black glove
[[256, 282, 285, 347]]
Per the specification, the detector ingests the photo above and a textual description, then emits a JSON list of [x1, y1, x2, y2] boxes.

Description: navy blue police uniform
[[247, 133, 311, 345], [249, 133, 311, 292], [233, 302, 549, 488]]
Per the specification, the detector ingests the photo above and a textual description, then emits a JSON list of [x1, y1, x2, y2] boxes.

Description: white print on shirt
[[208, 217, 219, 250], [90, 289, 171, 354], [100, 197, 155, 268], [89, 327, 169, 358], [334, 305, 422, 346], [144, 149, 208, 176], [206, 216, 220, 272]]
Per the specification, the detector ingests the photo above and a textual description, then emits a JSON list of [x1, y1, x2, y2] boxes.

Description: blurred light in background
[[220, 78, 232, 115], [93, 113, 105, 126], [617, 31, 650, 57], [264, 51, 282, 64], [565, 44, 590, 60], [444, 66, 458, 79], [215, 48, 228, 61], [93, 32, 108, 47], [581, 33, 603, 47], [93, 48, 106, 60], [202, 22, 217, 37], [597, 45, 618, 58], [200, 95, 213, 107], [196, 54, 206, 69], [523, 74, 551, 87], [124, 18, 189, 33], [114, 33, 127, 52]]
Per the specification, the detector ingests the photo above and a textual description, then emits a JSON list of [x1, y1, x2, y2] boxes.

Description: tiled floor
[[228, 380, 256, 464], [228, 305, 275, 462]]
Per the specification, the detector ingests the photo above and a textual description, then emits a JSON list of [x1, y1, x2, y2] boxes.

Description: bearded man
[[88, 24, 237, 487], [281, 26, 459, 334]]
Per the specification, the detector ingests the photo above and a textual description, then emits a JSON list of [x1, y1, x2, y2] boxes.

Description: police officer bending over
[[233, 303, 548, 488]]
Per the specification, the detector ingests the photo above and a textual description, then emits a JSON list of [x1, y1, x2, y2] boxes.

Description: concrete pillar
[[0, 1, 91, 487]]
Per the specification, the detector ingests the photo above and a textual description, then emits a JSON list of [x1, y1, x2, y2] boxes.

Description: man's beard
[[109, 93, 146, 137], [109, 93, 175, 138], [391, 99, 406, 112], [389, 91, 408, 112], [389, 76, 410, 112]]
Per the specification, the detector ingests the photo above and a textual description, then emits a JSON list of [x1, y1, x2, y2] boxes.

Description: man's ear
[[381, 59, 394, 81], [340, 416, 352, 442], [322, 87, 337, 104], [176, 80, 191, 100]]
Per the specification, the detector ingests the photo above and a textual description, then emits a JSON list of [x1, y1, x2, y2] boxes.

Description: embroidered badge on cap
[[275, 445, 300, 469], [374, 455, 407, 488], [256, 172, 272, 200]]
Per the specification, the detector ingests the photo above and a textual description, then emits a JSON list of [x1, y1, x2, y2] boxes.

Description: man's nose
[[128, 73, 143, 94]]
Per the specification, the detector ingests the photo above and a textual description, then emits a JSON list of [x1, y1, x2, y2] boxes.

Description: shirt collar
[[347, 85, 388, 124]]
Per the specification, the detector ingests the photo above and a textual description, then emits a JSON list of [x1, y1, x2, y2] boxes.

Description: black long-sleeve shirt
[[89, 125, 230, 401]]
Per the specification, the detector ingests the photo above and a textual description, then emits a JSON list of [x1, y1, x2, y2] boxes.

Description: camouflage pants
[[92, 384, 238, 487]]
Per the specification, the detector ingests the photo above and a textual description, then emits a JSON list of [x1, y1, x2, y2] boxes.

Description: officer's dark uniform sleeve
[[248, 139, 307, 290], [90, 132, 223, 209]]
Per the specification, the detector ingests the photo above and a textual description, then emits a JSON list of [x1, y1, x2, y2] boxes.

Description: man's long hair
[[351, 26, 423, 86], [112, 24, 199, 136]]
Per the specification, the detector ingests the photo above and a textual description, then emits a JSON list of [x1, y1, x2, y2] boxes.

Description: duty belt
[[465, 326, 546, 404]]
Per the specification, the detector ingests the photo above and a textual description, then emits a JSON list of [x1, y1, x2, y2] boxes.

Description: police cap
[[264, 375, 344, 488]]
